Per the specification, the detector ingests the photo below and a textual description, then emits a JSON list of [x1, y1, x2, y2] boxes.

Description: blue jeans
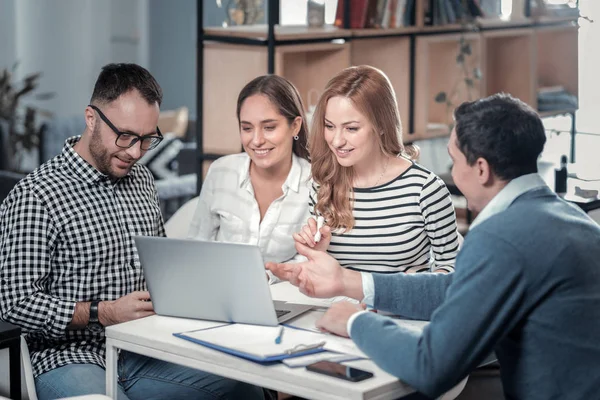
[[35, 351, 265, 400]]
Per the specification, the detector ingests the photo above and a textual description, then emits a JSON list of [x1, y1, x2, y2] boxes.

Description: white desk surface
[[105, 282, 414, 400]]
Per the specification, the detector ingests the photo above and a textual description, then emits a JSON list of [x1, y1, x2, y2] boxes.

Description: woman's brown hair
[[236, 75, 309, 160], [310, 65, 419, 230]]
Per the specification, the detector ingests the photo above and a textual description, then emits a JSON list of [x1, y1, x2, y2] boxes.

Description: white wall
[[148, 0, 197, 116], [0, 0, 17, 69], [6, 0, 149, 119], [14, 0, 111, 117]]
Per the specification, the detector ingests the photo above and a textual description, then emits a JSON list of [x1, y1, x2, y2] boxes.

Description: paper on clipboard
[[175, 324, 327, 361]]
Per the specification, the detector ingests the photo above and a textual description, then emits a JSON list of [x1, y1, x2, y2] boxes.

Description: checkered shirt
[[0, 136, 165, 377]]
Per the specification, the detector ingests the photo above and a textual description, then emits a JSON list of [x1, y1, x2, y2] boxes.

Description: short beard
[[89, 124, 120, 179]]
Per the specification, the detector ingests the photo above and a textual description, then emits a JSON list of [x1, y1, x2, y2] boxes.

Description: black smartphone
[[305, 361, 374, 382]]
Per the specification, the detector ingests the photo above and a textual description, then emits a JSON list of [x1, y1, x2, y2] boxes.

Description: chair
[[164, 196, 199, 238], [0, 170, 26, 205], [0, 336, 38, 400], [1, 336, 117, 400]]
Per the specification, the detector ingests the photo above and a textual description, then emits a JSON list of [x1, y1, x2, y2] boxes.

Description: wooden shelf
[[198, 2, 579, 180], [202, 40, 350, 157], [535, 24, 579, 107], [204, 25, 350, 41], [275, 43, 351, 109], [482, 29, 536, 107], [476, 17, 532, 28], [351, 26, 420, 37], [538, 108, 578, 118], [418, 24, 467, 33], [533, 15, 579, 25], [414, 32, 483, 140], [350, 36, 411, 136]]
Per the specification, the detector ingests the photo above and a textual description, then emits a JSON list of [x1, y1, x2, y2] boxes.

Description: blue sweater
[[351, 187, 600, 399]]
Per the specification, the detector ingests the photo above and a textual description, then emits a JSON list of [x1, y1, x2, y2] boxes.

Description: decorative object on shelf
[[0, 63, 54, 172], [216, 0, 265, 27], [307, 0, 326, 27], [554, 154, 568, 194], [510, 0, 528, 20], [537, 85, 578, 113], [530, 0, 579, 19], [433, 1, 482, 134]]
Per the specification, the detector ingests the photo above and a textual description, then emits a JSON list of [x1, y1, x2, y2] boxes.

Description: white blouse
[[187, 153, 312, 280]]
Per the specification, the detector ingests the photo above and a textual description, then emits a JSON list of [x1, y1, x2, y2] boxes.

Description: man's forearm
[[68, 300, 116, 329], [342, 269, 364, 300], [68, 301, 90, 329]]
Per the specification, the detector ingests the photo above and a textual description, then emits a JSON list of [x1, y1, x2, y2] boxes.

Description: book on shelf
[[424, 0, 484, 26], [334, 0, 371, 28], [478, 0, 502, 18], [334, 0, 413, 29]]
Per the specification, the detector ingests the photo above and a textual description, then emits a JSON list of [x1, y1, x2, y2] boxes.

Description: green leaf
[[473, 67, 482, 79], [435, 92, 447, 103], [465, 78, 474, 87], [461, 43, 472, 55], [456, 53, 465, 64]]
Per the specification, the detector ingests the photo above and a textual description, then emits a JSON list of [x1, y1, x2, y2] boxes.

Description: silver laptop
[[134, 236, 313, 326]]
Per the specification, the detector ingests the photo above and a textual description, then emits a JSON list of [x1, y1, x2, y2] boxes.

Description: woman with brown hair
[[188, 75, 311, 282], [294, 65, 459, 274]]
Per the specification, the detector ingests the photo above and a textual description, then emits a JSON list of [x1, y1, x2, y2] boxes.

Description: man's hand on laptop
[[265, 243, 364, 300], [100, 291, 155, 326]]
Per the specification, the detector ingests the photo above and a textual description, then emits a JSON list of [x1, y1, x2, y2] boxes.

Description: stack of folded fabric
[[537, 86, 578, 112]]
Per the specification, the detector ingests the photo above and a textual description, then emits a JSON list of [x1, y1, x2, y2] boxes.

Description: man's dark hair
[[90, 63, 162, 106], [453, 93, 546, 181]]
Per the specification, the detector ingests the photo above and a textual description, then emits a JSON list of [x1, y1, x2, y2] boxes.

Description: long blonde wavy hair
[[310, 65, 419, 231]]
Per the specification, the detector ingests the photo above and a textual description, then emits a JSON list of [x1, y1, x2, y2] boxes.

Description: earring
[[293, 135, 299, 141]]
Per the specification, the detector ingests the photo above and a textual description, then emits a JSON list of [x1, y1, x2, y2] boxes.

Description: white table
[[105, 282, 415, 400]]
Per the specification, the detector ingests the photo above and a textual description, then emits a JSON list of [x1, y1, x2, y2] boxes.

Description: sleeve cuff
[[361, 272, 375, 307], [347, 310, 369, 338], [48, 299, 77, 338], [266, 269, 280, 285]]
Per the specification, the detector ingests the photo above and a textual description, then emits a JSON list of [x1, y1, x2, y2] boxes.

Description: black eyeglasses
[[88, 104, 163, 151]]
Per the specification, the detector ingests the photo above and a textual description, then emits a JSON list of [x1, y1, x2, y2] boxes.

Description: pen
[[275, 326, 284, 344], [314, 216, 325, 243]]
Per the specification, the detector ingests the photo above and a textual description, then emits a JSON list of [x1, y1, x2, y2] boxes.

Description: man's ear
[[84, 106, 96, 132], [475, 157, 494, 186]]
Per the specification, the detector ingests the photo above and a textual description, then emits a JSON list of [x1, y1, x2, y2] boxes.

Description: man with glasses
[[0, 63, 264, 400]]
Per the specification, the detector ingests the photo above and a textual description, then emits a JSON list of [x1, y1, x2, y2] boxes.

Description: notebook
[[174, 324, 327, 362]]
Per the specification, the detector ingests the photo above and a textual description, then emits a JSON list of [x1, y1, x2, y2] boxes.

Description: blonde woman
[[294, 65, 459, 273]]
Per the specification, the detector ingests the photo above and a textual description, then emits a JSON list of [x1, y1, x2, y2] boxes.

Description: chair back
[[164, 196, 199, 238], [0, 335, 37, 400]]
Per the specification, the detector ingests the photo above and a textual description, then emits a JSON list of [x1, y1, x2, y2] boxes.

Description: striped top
[[310, 162, 459, 273]]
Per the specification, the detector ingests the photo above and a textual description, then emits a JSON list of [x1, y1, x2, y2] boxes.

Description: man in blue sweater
[[267, 93, 600, 399]]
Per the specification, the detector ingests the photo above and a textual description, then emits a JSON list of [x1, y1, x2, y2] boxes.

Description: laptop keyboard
[[276, 309, 291, 318]]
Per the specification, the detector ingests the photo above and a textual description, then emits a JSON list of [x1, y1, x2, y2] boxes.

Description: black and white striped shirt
[[0, 137, 164, 377], [311, 163, 459, 273]]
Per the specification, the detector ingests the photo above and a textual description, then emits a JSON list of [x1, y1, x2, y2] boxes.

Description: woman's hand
[[292, 217, 332, 252]]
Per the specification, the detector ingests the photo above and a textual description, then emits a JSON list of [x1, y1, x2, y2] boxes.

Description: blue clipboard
[[173, 325, 327, 363]]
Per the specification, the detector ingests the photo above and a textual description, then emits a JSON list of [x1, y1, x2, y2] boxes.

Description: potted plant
[[0, 63, 54, 172]]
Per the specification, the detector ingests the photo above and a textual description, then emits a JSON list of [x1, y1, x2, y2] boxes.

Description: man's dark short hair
[[90, 63, 162, 106], [453, 93, 546, 181]]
